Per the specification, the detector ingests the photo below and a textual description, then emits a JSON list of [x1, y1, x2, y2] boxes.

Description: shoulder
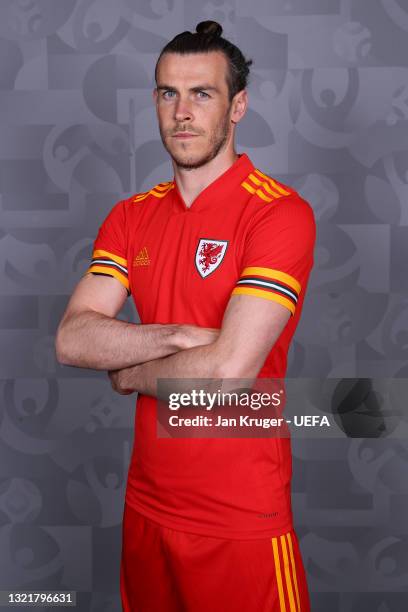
[[245, 166, 315, 222], [102, 180, 174, 227], [241, 166, 296, 204], [125, 180, 174, 207], [244, 168, 316, 244]]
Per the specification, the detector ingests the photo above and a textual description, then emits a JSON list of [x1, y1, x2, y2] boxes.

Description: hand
[[108, 368, 135, 395], [176, 324, 220, 351]]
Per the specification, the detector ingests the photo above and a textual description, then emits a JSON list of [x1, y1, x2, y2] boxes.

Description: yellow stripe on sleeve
[[241, 267, 301, 295], [85, 265, 129, 291], [231, 287, 296, 315], [93, 249, 127, 267]]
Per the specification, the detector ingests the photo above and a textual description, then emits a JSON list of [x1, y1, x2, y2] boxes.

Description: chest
[[127, 204, 249, 322]]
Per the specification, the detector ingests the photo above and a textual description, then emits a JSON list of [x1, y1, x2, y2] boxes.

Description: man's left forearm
[[109, 297, 277, 397]]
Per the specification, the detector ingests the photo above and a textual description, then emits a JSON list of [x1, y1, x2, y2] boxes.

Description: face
[[153, 51, 246, 170]]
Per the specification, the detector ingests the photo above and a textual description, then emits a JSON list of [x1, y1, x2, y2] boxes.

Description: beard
[[159, 111, 232, 171]]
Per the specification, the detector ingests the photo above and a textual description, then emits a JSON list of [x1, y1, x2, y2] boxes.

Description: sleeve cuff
[[85, 248, 130, 295], [231, 266, 301, 316]]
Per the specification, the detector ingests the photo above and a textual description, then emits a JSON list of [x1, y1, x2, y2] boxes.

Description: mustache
[[169, 127, 202, 136]]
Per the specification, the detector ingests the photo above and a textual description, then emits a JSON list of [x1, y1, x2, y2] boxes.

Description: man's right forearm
[[55, 310, 184, 370]]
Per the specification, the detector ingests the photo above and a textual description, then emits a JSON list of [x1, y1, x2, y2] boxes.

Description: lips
[[173, 133, 198, 138]]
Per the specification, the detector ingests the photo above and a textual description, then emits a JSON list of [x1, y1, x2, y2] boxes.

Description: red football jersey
[[84, 153, 316, 539]]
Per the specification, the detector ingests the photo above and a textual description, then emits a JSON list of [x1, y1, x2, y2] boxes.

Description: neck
[[172, 147, 239, 208]]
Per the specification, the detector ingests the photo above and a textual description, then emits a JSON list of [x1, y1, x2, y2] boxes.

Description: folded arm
[[109, 293, 291, 396], [55, 273, 218, 370]]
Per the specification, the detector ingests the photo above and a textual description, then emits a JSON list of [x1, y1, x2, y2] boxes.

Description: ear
[[230, 89, 248, 124], [152, 88, 158, 104]]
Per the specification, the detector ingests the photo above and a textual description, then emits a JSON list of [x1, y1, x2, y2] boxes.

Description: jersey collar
[[171, 153, 255, 212]]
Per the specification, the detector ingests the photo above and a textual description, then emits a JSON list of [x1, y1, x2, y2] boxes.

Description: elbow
[[55, 325, 73, 366], [211, 341, 263, 381], [215, 356, 262, 381]]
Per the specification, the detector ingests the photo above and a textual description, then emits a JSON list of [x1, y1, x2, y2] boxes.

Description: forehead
[[156, 51, 229, 89]]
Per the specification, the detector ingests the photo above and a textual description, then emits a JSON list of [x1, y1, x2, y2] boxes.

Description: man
[[55, 20, 315, 612]]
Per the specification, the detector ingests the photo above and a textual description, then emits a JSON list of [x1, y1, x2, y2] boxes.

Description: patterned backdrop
[[0, 0, 407, 610]]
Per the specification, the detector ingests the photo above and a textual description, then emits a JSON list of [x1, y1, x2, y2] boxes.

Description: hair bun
[[196, 20, 223, 38]]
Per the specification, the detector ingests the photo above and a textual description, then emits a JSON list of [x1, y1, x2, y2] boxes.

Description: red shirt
[[85, 153, 316, 539]]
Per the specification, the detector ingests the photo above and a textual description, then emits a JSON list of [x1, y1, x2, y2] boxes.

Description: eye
[[197, 91, 209, 99], [162, 90, 176, 99]]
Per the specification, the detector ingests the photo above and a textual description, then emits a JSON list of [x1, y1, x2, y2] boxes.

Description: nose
[[174, 96, 193, 122]]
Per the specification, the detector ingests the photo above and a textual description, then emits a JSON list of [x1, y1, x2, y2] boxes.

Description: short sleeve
[[83, 200, 130, 296], [232, 195, 316, 316]]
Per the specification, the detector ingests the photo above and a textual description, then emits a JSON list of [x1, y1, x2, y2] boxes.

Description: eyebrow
[[156, 84, 220, 93]]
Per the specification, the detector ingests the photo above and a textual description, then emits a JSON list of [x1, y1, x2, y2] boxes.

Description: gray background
[[0, 0, 407, 610]]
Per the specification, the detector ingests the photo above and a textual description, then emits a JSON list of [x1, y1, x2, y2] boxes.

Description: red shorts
[[120, 502, 310, 612]]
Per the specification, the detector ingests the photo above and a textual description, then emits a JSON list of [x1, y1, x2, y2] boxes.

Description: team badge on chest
[[195, 238, 228, 278]]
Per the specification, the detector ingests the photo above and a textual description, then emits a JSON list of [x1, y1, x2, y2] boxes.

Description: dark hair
[[154, 21, 253, 102]]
